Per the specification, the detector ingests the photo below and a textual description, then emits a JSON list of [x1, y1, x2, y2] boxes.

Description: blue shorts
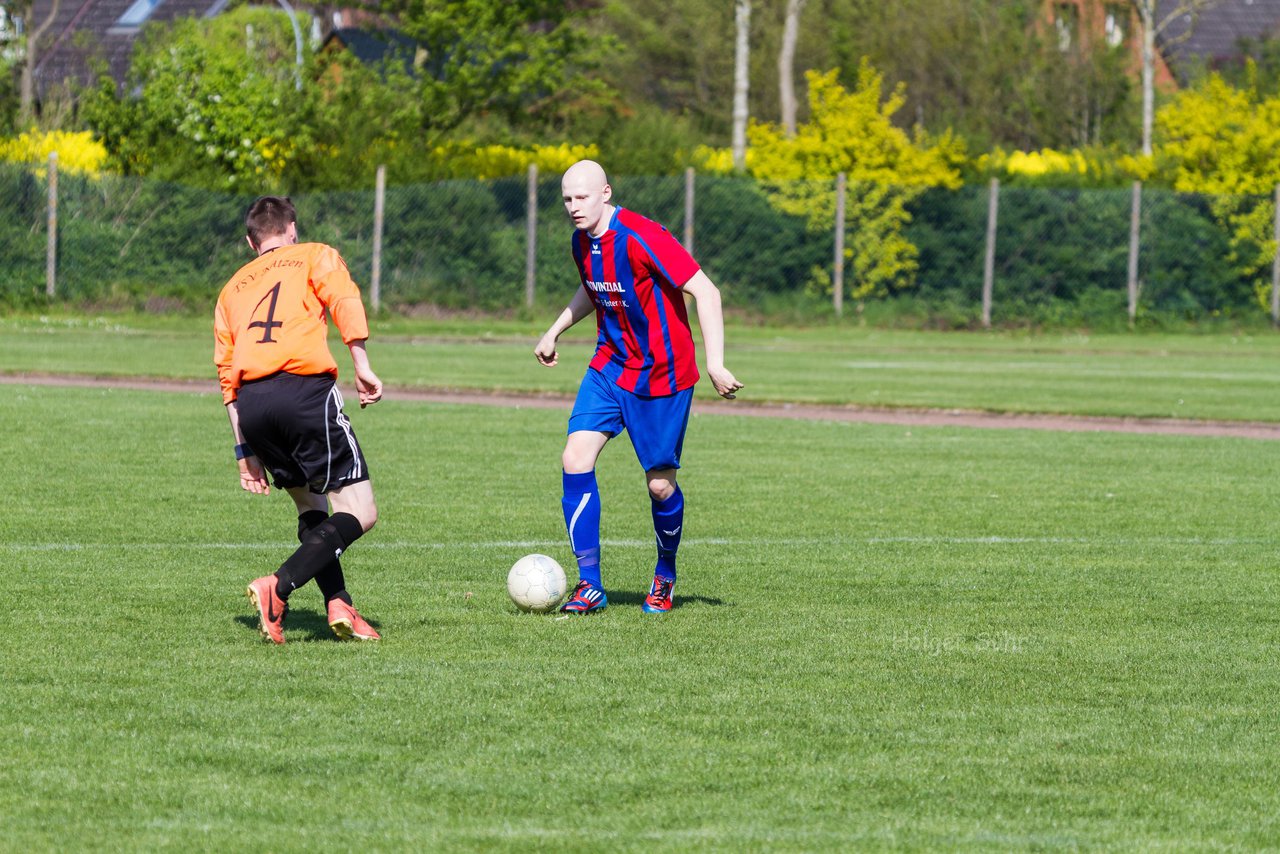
[[568, 369, 694, 472]]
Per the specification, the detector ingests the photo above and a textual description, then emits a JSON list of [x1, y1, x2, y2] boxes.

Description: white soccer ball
[[506, 554, 568, 613]]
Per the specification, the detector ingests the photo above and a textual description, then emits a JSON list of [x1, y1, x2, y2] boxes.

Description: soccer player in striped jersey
[[535, 160, 743, 614], [215, 196, 383, 643]]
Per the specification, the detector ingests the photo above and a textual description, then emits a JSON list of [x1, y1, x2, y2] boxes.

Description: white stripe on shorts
[[323, 383, 362, 492]]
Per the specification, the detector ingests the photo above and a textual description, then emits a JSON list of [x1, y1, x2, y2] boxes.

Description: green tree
[[0, 59, 17, 134], [9, 0, 62, 125], [1205, 37, 1280, 98], [291, 47, 424, 188], [82, 6, 306, 190], [0, 2, 22, 131], [379, 0, 603, 140], [83, 1, 605, 189], [826, 0, 1136, 151], [595, 0, 1137, 157], [592, 0, 736, 137], [593, 0, 847, 141]]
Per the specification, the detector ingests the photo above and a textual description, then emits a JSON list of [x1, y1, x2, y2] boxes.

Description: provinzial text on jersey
[[586, 280, 625, 293]]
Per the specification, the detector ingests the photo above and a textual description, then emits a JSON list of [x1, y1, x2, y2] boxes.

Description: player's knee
[[647, 477, 675, 502], [562, 447, 594, 474], [329, 482, 377, 532], [329, 503, 376, 534], [297, 509, 329, 543]]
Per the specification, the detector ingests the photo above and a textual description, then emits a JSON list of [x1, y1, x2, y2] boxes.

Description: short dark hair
[[245, 196, 296, 248]]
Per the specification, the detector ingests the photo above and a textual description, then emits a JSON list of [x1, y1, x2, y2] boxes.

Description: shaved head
[[562, 159, 608, 191], [561, 159, 613, 235]]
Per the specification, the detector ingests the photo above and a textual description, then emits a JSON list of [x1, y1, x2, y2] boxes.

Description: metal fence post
[[525, 163, 538, 309], [46, 151, 58, 298], [1272, 184, 1280, 328], [982, 177, 998, 328], [683, 166, 695, 255], [1128, 180, 1142, 329], [371, 164, 385, 312], [833, 172, 846, 317]]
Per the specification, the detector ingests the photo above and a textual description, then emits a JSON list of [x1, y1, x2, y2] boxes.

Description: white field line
[[1, 535, 1274, 552]]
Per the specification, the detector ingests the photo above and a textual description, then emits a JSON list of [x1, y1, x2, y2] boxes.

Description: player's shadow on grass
[[606, 590, 730, 609], [234, 609, 382, 642]]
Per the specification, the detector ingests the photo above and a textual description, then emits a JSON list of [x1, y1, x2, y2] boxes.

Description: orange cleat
[[327, 599, 381, 641], [246, 575, 287, 644]]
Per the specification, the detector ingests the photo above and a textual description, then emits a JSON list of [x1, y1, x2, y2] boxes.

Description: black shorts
[[235, 372, 370, 494]]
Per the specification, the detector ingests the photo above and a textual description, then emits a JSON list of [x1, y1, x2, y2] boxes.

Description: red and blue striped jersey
[[570, 207, 701, 397]]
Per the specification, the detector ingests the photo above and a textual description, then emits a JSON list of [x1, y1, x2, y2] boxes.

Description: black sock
[[297, 510, 329, 540], [297, 510, 347, 603], [275, 512, 365, 599]]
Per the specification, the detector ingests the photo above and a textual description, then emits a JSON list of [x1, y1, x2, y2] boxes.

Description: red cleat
[[328, 599, 381, 641], [642, 575, 675, 614], [246, 575, 287, 644]]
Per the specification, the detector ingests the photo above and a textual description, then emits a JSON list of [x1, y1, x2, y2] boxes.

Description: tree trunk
[[732, 0, 751, 172], [778, 0, 805, 137], [1139, 0, 1154, 157], [1133, 0, 1223, 157], [19, 0, 62, 125]]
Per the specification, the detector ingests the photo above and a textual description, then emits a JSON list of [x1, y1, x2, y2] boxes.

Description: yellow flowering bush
[[0, 129, 108, 178], [1007, 148, 1089, 178], [426, 142, 600, 180], [694, 65, 963, 300], [255, 138, 294, 177], [691, 145, 746, 175], [973, 147, 1138, 187], [1152, 73, 1280, 307]]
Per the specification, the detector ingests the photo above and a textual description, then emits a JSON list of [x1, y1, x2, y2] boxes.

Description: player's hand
[[354, 367, 383, 408], [708, 366, 743, 400], [239, 457, 270, 495], [534, 333, 559, 367]]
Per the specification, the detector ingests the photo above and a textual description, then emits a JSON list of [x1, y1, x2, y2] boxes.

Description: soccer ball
[[506, 554, 568, 613]]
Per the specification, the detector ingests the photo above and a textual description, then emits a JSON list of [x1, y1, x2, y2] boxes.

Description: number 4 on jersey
[[249, 282, 283, 343]]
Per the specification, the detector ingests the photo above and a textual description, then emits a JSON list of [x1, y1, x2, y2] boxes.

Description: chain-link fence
[[2, 161, 1276, 325]]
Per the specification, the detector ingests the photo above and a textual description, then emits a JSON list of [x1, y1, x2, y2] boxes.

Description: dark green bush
[[0, 166, 1269, 327]]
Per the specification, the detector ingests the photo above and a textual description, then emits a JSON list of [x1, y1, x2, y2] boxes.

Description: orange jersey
[[214, 242, 370, 403]]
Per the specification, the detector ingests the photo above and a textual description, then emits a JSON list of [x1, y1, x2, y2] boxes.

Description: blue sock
[[651, 485, 684, 581], [562, 470, 602, 588]]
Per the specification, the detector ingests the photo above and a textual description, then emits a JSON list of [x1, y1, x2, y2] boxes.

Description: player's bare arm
[[225, 400, 270, 495], [348, 340, 383, 408], [681, 271, 744, 399], [535, 286, 595, 367]]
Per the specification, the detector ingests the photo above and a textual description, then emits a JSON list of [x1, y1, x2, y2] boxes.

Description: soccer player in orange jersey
[[214, 196, 384, 644]]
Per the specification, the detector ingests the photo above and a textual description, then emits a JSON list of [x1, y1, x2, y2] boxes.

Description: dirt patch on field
[[6, 371, 1280, 440]]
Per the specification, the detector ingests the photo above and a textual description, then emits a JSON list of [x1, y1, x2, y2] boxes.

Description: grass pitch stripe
[[3, 535, 1277, 552]]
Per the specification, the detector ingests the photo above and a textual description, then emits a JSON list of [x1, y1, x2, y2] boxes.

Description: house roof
[[1159, 0, 1280, 76], [322, 26, 417, 66], [320, 26, 438, 80], [30, 0, 226, 96]]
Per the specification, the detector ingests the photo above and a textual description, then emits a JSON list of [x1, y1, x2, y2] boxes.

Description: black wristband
[[234, 443, 254, 460]]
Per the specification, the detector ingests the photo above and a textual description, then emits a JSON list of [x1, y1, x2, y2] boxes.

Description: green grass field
[[8, 312, 1280, 418], [4, 316, 1280, 849]]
